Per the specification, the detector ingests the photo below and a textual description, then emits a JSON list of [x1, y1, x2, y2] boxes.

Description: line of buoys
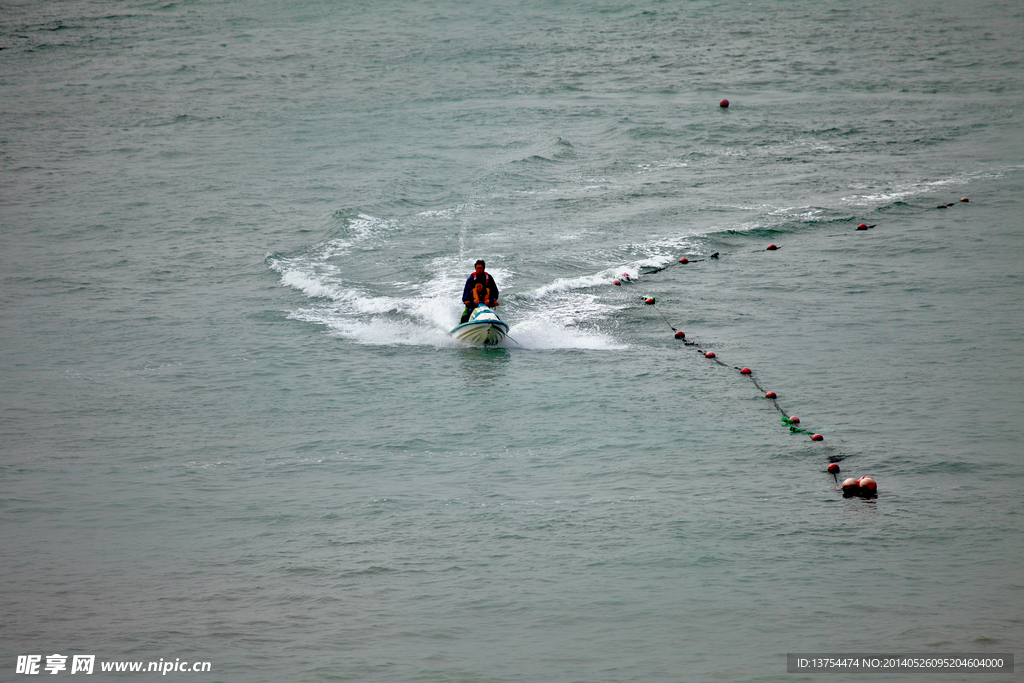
[[616, 253, 720, 284], [827, 220, 882, 237], [734, 362, 819, 443], [622, 252, 720, 282], [612, 271, 633, 286], [642, 297, 688, 336], [617, 243, 890, 500], [830, 199, 968, 236], [691, 336, 879, 498]]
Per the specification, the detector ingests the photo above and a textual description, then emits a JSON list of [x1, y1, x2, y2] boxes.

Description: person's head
[[474, 260, 485, 274], [474, 281, 485, 292]]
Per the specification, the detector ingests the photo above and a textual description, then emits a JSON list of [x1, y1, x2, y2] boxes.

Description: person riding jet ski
[[460, 259, 499, 323]]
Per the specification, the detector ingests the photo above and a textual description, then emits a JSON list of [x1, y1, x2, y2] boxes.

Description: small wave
[[416, 204, 469, 219], [289, 309, 455, 347], [289, 305, 623, 351], [523, 272, 621, 299], [327, 211, 400, 242], [914, 460, 987, 475], [507, 317, 626, 350], [520, 248, 690, 298], [841, 175, 971, 206], [278, 270, 348, 300], [339, 566, 396, 577]]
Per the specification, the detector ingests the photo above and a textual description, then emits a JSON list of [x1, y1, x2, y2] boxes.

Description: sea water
[[1, 1, 1022, 681]]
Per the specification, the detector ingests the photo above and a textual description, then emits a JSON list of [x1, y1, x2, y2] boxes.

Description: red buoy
[[841, 477, 860, 493], [705, 351, 716, 359], [720, 99, 729, 108], [765, 391, 776, 399], [960, 197, 969, 203], [679, 257, 689, 264], [827, 463, 840, 474], [858, 476, 877, 493], [644, 297, 655, 305], [788, 416, 800, 424], [674, 330, 686, 339], [621, 273, 631, 281], [612, 279, 621, 286], [811, 433, 824, 441], [740, 367, 751, 374], [857, 223, 868, 230], [766, 244, 778, 251]]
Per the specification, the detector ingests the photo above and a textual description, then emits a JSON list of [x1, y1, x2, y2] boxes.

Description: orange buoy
[[740, 367, 751, 374], [811, 433, 824, 441], [960, 197, 969, 202], [705, 351, 716, 359], [765, 391, 776, 399], [766, 244, 778, 250], [841, 477, 859, 492], [858, 476, 877, 493], [679, 257, 689, 264], [644, 297, 655, 305], [720, 99, 729, 108], [674, 330, 686, 339]]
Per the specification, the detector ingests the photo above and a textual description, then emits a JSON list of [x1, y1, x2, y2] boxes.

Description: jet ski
[[449, 305, 509, 346]]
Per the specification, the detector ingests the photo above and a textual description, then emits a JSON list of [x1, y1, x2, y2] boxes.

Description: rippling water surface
[[1, 1, 1022, 681]]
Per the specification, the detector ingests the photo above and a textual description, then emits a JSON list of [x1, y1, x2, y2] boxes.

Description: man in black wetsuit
[[460, 259, 499, 323]]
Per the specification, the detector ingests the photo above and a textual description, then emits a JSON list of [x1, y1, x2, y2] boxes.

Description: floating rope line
[[625, 202, 971, 496], [642, 297, 686, 336], [621, 241, 903, 498], [615, 253, 720, 284], [638, 252, 720, 275]]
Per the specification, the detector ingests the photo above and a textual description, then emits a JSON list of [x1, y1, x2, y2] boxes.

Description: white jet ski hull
[[449, 305, 509, 346]]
